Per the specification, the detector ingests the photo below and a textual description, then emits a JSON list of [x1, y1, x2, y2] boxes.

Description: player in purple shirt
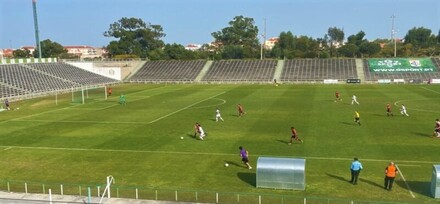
[[239, 146, 252, 169], [5, 99, 10, 110]]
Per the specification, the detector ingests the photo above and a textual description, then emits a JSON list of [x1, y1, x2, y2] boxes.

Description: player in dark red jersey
[[386, 103, 393, 116], [433, 119, 440, 138], [289, 126, 303, 144], [238, 104, 245, 117], [335, 91, 342, 102], [193, 122, 200, 138]]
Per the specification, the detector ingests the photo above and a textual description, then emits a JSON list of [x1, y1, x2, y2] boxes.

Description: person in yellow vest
[[354, 111, 361, 126], [384, 162, 399, 191]]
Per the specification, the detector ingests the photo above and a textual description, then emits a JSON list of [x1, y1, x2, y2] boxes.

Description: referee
[[350, 157, 363, 185]]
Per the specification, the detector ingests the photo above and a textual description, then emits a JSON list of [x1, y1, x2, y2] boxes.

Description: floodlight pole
[[391, 14, 397, 57], [260, 18, 266, 60], [32, 0, 42, 59]]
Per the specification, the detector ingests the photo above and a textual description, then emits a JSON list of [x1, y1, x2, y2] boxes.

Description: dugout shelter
[[431, 165, 440, 198], [256, 157, 305, 190]]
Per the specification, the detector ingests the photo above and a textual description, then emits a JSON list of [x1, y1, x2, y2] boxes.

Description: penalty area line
[[1, 145, 438, 165], [3, 147, 12, 151], [148, 91, 226, 124], [396, 165, 416, 198]]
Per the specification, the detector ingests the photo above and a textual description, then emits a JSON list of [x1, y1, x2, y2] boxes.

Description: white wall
[[68, 62, 121, 80]]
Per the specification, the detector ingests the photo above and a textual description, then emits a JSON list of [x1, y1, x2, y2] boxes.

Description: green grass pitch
[[1, 83, 440, 203]]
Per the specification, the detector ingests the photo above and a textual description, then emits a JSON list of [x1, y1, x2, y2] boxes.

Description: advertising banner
[[368, 58, 436, 72]]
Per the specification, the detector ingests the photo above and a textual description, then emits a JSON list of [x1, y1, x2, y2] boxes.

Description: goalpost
[[99, 175, 115, 203], [69, 85, 109, 104]]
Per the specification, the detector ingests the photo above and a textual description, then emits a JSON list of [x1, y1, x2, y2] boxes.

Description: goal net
[[70, 85, 108, 104]]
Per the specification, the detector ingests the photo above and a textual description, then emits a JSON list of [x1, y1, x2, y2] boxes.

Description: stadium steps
[[194, 60, 213, 82], [272, 60, 284, 82], [0, 191, 205, 204], [121, 61, 147, 80], [355, 59, 365, 83], [19, 64, 81, 86]]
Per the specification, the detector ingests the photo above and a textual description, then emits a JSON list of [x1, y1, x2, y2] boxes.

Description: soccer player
[[237, 104, 245, 117], [215, 108, 224, 122], [107, 87, 112, 97], [193, 122, 200, 138], [433, 119, 440, 138], [351, 95, 360, 105], [400, 104, 409, 116], [198, 124, 206, 140], [289, 126, 303, 144], [354, 111, 361, 125], [4, 99, 10, 110], [335, 91, 342, 102], [239, 146, 252, 169], [386, 103, 394, 116], [119, 94, 126, 105]]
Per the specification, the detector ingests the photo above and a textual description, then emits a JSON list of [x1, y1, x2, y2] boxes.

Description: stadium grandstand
[[2, 58, 440, 100], [128, 60, 206, 82], [0, 62, 118, 100], [201, 59, 277, 82], [280, 59, 357, 82]]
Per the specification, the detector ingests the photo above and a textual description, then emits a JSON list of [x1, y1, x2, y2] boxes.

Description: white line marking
[[3, 147, 12, 151], [396, 165, 416, 198], [9, 119, 147, 125], [0, 145, 438, 165], [148, 91, 226, 124], [394, 99, 440, 114], [421, 86, 440, 95], [395, 164, 420, 167], [1, 86, 166, 124], [187, 98, 227, 110]]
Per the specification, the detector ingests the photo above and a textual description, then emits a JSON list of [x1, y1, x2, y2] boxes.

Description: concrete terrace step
[[0, 191, 207, 204]]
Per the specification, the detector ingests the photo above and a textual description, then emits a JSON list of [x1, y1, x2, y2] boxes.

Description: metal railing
[[0, 179, 433, 204]]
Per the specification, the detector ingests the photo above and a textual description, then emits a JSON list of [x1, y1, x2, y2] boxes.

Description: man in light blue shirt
[[350, 157, 363, 185]]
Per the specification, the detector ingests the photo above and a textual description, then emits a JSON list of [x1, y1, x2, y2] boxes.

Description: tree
[[437, 30, 440, 44], [221, 45, 244, 59], [338, 44, 358, 57], [33, 39, 67, 58], [347, 31, 366, 47], [13, 49, 31, 58], [404, 27, 436, 54], [327, 27, 345, 57], [104, 17, 165, 58], [270, 31, 295, 59], [211, 15, 260, 59], [163, 43, 197, 60], [293, 36, 320, 58], [358, 42, 381, 57]]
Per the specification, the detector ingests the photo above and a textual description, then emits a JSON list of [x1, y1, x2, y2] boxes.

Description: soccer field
[[0, 83, 439, 203]]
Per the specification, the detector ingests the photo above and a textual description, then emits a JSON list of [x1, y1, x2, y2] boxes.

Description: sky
[[0, 0, 439, 49]]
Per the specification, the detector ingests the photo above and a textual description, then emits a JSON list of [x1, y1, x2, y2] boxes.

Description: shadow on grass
[[276, 139, 289, 144], [186, 134, 197, 139], [326, 173, 350, 183], [237, 172, 256, 187], [412, 131, 432, 138], [395, 180, 431, 197], [340, 121, 357, 126], [358, 178, 383, 189], [223, 160, 241, 167]]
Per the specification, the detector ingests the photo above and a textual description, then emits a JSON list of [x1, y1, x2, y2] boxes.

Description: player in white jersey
[[351, 95, 360, 105], [215, 108, 224, 122], [198, 125, 206, 140], [400, 104, 409, 116]]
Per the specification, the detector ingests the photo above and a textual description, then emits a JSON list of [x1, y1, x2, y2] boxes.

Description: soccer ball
[[180, 137, 184, 140], [224, 163, 229, 167]]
